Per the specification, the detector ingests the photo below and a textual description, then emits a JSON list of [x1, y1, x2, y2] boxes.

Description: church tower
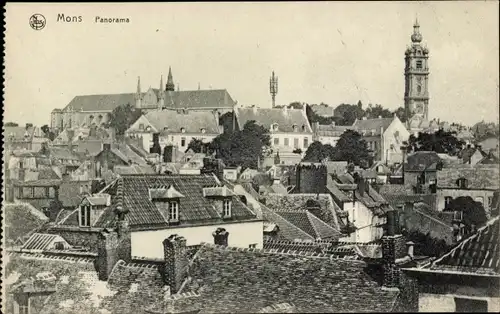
[[404, 19, 430, 128], [166, 67, 175, 92], [158, 75, 165, 110], [135, 76, 142, 108]]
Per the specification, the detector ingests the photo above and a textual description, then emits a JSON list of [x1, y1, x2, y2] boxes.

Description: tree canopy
[[405, 129, 465, 156], [209, 120, 271, 170], [444, 196, 488, 232], [186, 138, 208, 153], [41, 124, 56, 141], [302, 130, 372, 167], [472, 121, 499, 142], [107, 103, 143, 136], [364, 104, 393, 119]]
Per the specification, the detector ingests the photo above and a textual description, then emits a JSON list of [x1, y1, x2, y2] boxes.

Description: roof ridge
[[14, 250, 95, 264], [201, 243, 363, 262], [306, 211, 341, 238]]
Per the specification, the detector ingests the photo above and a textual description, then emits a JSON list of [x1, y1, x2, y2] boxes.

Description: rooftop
[[235, 107, 312, 133], [437, 164, 499, 190]]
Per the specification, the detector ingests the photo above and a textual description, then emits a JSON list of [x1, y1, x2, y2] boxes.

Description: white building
[[235, 106, 313, 165], [125, 108, 223, 154], [311, 122, 349, 147], [352, 115, 410, 166]]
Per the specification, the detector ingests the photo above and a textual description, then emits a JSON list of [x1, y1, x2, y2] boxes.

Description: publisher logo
[[29, 14, 46, 30]]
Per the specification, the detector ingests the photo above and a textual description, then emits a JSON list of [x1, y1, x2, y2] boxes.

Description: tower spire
[[135, 76, 142, 108], [166, 67, 175, 91], [158, 75, 165, 110]]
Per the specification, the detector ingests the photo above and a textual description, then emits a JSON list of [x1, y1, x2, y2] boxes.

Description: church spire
[[135, 76, 142, 108], [158, 75, 165, 110], [166, 67, 175, 91]]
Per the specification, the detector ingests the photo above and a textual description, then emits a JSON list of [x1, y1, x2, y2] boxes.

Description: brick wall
[[162, 235, 189, 294], [296, 165, 328, 194]]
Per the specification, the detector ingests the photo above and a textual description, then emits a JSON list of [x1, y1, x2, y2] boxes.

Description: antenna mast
[[269, 71, 278, 108]]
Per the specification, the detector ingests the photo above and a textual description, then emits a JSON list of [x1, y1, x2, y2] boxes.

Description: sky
[[4, 2, 499, 127]]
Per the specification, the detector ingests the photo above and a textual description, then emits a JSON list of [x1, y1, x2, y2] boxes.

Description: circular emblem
[[29, 14, 46, 30]]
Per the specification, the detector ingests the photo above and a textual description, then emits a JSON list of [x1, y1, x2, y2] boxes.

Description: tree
[[302, 141, 335, 162], [472, 121, 499, 142], [187, 138, 208, 153], [444, 196, 488, 232], [365, 104, 393, 119], [209, 120, 271, 169], [305, 104, 337, 125], [331, 130, 373, 167], [406, 129, 465, 156], [41, 124, 56, 141], [4, 122, 19, 127], [393, 107, 407, 123], [404, 229, 451, 257], [333, 103, 365, 126], [108, 103, 143, 136], [287, 102, 304, 110]]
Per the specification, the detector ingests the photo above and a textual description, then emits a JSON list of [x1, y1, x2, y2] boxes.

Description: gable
[[126, 115, 157, 133]]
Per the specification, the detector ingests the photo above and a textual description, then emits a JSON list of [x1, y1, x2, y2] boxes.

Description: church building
[[51, 68, 237, 132], [404, 19, 431, 133]]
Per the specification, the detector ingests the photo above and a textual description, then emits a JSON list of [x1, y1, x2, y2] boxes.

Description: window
[[292, 125, 298, 132], [457, 178, 468, 189], [169, 201, 179, 221], [249, 244, 257, 249], [273, 138, 279, 146], [79, 205, 91, 227], [181, 137, 186, 147], [303, 137, 309, 148], [16, 294, 30, 314], [223, 199, 232, 217], [302, 125, 306, 132], [180, 127, 186, 133], [294, 138, 299, 148], [453, 210, 463, 221], [488, 196, 493, 207], [444, 196, 453, 209], [201, 128, 206, 134], [284, 138, 289, 146], [139, 123, 145, 130], [454, 297, 488, 313], [416, 60, 423, 69]]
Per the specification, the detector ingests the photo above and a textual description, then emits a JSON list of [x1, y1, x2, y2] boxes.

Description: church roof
[[62, 89, 236, 113]]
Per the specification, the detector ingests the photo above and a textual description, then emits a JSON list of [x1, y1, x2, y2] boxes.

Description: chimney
[[381, 210, 407, 288], [252, 106, 258, 114], [406, 241, 415, 258], [162, 234, 189, 294], [96, 229, 119, 281], [314, 121, 320, 132], [212, 228, 229, 246]]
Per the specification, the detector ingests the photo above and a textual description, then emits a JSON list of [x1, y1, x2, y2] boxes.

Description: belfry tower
[[404, 19, 430, 130]]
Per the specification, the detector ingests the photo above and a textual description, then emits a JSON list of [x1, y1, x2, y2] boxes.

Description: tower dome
[[411, 19, 422, 43]]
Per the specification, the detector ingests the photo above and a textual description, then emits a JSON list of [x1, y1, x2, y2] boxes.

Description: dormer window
[[139, 123, 145, 130], [292, 124, 298, 132], [146, 126, 152, 131], [371, 129, 376, 135], [456, 178, 468, 189], [271, 123, 279, 132], [180, 127, 186, 133], [169, 201, 179, 221], [163, 127, 169, 132], [223, 199, 232, 217], [201, 128, 206, 134], [301, 125, 306, 132]]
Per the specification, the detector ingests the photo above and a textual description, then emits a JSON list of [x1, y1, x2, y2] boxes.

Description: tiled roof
[[405, 151, 442, 172], [148, 243, 399, 313], [95, 175, 258, 229], [46, 147, 81, 161], [382, 193, 437, 211], [64, 93, 136, 112], [5, 243, 398, 313], [235, 107, 312, 133], [109, 144, 148, 165], [261, 206, 315, 242], [274, 211, 342, 241], [162, 89, 236, 109], [3, 126, 36, 140], [352, 118, 393, 135], [378, 184, 413, 195], [428, 217, 500, 275], [142, 109, 221, 134], [324, 161, 348, 175], [315, 124, 350, 137], [114, 164, 156, 175], [310, 104, 334, 117], [58, 181, 87, 208], [4, 203, 49, 246], [437, 164, 499, 190], [21, 233, 69, 251], [264, 194, 343, 232]]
